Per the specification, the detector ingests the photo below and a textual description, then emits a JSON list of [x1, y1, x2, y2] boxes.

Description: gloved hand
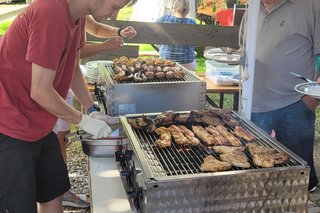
[[78, 114, 112, 139], [88, 111, 119, 125]]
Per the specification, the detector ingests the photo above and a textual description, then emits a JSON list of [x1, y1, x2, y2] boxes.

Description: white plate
[[210, 53, 240, 65], [86, 60, 112, 69], [295, 82, 320, 99]]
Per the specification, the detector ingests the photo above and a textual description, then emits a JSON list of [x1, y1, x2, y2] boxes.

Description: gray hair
[[172, 0, 190, 15]]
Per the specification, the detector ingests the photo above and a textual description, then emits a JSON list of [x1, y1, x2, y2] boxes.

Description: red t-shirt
[[0, 0, 85, 141], [215, 9, 234, 26]]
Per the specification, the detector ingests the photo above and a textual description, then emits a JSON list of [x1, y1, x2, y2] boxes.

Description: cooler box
[[205, 59, 239, 85]]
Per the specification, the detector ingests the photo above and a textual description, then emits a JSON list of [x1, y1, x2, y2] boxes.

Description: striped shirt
[[156, 15, 196, 64]]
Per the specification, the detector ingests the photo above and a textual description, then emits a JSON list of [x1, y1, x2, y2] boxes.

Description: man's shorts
[[0, 132, 70, 213]]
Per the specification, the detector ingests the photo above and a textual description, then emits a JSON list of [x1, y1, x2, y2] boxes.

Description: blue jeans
[[251, 100, 318, 189]]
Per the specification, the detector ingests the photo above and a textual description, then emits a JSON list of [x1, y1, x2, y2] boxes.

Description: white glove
[[88, 111, 119, 125], [78, 114, 112, 139]]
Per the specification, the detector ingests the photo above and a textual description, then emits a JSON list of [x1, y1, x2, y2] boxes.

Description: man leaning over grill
[[55, 15, 137, 209], [239, 0, 320, 192], [0, 0, 137, 212]]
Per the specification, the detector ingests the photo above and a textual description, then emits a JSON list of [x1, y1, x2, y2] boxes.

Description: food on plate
[[234, 126, 255, 142], [200, 155, 231, 172], [155, 127, 172, 148]]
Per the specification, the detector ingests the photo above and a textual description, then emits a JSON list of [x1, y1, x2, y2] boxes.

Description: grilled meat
[[174, 113, 191, 123], [200, 155, 231, 172], [155, 127, 172, 148], [215, 125, 242, 147], [212, 146, 250, 168], [168, 125, 189, 146], [212, 146, 245, 154], [178, 125, 200, 146], [192, 125, 216, 145], [234, 126, 255, 142], [191, 110, 224, 126], [155, 111, 176, 125], [220, 153, 250, 168], [205, 125, 231, 146], [247, 144, 289, 167], [127, 116, 156, 132], [209, 108, 240, 127], [247, 144, 277, 155]]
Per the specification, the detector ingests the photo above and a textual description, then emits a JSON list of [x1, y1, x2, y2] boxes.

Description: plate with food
[[210, 53, 240, 65], [295, 82, 320, 99]]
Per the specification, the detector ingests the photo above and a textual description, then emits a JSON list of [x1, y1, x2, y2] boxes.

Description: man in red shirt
[[0, 0, 136, 212]]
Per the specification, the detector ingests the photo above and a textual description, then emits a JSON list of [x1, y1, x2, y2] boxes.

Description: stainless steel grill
[[98, 63, 206, 116], [119, 111, 309, 213]]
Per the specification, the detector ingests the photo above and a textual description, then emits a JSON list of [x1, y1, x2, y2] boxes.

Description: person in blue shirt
[[156, 0, 197, 72]]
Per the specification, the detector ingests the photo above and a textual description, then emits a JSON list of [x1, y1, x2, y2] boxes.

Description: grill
[[119, 111, 309, 213], [98, 63, 206, 116]]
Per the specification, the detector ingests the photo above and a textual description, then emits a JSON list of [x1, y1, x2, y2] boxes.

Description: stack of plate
[[85, 60, 112, 85]]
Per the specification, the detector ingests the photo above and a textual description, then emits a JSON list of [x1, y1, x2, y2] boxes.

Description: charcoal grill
[[119, 111, 309, 213], [98, 63, 206, 116]]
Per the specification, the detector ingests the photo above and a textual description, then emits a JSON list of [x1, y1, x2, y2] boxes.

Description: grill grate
[[104, 64, 202, 84], [130, 114, 301, 177]]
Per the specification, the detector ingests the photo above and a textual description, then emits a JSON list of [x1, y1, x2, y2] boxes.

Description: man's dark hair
[[226, 0, 237, 8]]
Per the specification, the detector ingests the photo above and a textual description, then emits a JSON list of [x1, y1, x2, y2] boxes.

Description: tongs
[[290, 72, 315, 83]]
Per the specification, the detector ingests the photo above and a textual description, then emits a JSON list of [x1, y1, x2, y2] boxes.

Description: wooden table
[[199, 75, 239, 111]]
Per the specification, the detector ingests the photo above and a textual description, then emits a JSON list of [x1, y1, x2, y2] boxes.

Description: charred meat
[[234, 126, 255, 142]]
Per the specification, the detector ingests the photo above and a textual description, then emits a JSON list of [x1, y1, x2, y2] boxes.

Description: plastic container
[[205, 59, 239, 85]]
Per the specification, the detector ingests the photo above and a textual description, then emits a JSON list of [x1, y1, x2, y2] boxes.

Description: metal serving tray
[[98, 63, 206, 116]]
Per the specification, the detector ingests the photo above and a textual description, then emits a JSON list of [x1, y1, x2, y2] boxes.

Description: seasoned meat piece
[[205, 125, 230, 146], [247, 144, 277, 155], [155, 127, 171, 148], [113, 70, 126, 81], [155, 111, 176, 125], [127, 116, 156, 132], [215, 125, 242, 147], [155, 72, 165, 79], [234, 126, 255, 142], [220, 153, 250, 168], [178, 125, 200, 146], [191, 110, 224, 126], [200, 155, 231, 172], [192, 125, 216, 145], [247, 144, 289, 167], [165, 71, 174, 79], [212, 146, 245, 154], [162, 66, 171, 72], [168, 125, 189, 146], [174, 113, 191, 123], [127, 118, 139, 129], [174, 70, 185, 79], [209, 108, 240, 127], [145, 71, 155, 80]]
